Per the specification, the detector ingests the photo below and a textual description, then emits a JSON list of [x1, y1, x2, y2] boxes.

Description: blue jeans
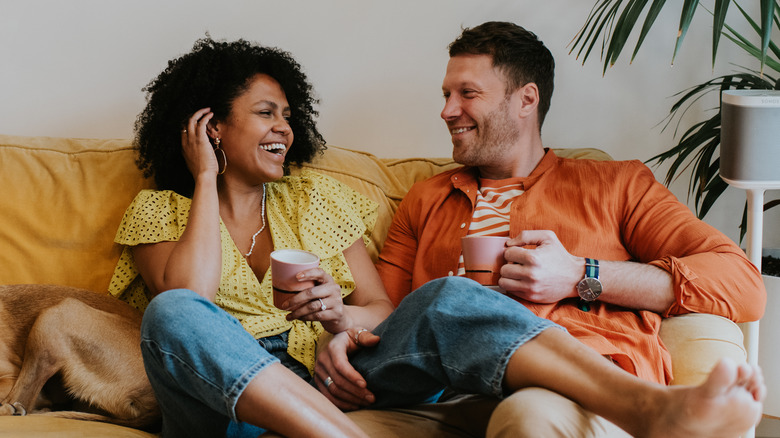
[[140, 276, 558, 437]]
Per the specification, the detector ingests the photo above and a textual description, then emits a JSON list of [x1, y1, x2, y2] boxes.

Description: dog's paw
[[0, 402, 27, 416]]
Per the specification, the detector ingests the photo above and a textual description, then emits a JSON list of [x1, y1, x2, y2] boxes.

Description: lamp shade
[[720, 90, 780, 189]]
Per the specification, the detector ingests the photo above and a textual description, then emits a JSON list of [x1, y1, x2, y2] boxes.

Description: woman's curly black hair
[[134, 37, 326, 196]]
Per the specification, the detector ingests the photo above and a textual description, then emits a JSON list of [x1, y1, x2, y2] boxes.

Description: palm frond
[[760, 0, 777, 73], [712, 0, 731, 66], [607, 0, 650, 67], [673, 0, 700, 64], [631, 0, 669, 62]]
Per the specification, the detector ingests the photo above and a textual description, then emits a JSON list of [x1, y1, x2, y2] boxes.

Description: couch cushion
[[0, 417, 157, 437], [659, 313, 747, 385], [0, 135, 151, 293]]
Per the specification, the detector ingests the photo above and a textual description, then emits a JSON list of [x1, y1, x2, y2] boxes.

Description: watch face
[[577, 277, 602, 302]]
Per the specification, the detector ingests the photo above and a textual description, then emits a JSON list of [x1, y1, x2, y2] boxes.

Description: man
[[315, 21, 766, 437]]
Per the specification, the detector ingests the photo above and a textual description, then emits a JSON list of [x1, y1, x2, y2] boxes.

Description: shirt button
[[460, 223, 466, 228], [448, 271, 454, 276]]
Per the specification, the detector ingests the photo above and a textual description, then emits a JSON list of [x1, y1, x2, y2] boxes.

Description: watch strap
[[584, 258, 599, 279]]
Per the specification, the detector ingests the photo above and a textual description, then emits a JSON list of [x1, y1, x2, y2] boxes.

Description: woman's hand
[[282, 268, 351, 333], [314, 329, 379, 410], [181, 108, 219, 178]]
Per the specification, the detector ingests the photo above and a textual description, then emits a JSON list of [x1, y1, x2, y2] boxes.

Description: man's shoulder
[[555, 156, 652, 179]]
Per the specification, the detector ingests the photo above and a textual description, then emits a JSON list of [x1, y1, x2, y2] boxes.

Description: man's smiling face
[[440, 54, 522, 171]]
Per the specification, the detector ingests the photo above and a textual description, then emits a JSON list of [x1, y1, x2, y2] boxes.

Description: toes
[[702, 358, 738, 397]]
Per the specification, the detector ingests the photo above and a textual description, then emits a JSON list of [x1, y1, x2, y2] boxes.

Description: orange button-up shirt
[[376, 150, 765, 384]]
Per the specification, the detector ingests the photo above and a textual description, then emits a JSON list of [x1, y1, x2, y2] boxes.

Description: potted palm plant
[[570, 0, 779, 276]]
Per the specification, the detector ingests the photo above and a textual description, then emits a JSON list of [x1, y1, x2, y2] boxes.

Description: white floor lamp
[[720, 89, 780, 438]]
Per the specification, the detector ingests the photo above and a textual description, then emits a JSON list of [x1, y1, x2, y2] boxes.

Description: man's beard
[[452, 98, 520, 168]]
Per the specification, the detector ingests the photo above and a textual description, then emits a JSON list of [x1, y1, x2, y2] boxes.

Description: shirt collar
[[450, 148, 558, 194]]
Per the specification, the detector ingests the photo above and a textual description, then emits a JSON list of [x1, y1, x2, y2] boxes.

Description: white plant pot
[[761, 274, 780, 418]]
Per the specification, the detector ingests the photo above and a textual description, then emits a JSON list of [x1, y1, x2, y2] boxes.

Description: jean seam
[[490, 322, 564, 397], [224, 355, 279, 421]]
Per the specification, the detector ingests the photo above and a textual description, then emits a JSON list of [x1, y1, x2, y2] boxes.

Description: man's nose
[[441, 97, 461, 120]]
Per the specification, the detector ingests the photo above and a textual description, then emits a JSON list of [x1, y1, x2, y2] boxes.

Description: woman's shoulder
[[276, 170, 346, 189], [115, 189, 191, 244], [127, 189, 191, 210]]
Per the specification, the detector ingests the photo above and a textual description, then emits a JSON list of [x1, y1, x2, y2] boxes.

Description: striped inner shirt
[[456, 177, 524, 276]]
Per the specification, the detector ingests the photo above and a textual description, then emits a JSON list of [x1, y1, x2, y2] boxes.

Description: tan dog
[[0, 284, 160, 429]]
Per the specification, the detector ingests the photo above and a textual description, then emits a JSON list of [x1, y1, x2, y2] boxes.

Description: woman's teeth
[[260, 143, 286, 154]]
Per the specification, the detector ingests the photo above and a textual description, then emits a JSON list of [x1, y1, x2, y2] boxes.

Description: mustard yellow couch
[[0, 134, 748, 437]]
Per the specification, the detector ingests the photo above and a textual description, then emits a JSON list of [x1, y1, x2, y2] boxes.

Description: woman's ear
[[206, 118, 220, 141]]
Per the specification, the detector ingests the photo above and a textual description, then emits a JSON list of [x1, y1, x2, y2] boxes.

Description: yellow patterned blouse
[[108, 171, 378, 374]]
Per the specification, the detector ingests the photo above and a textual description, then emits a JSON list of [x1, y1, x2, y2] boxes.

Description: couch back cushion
[[0, 134, 611, 293], [0, 135, 153, 292]]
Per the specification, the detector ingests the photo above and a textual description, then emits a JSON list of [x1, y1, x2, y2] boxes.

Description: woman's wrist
[[325, 309, 354, 334]]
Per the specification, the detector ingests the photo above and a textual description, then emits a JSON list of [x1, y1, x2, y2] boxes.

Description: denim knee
[[397, 276, 503, 328], [141, 289, 205, 344], [139, 288, 280, 430], [362, 276, 560, 401]]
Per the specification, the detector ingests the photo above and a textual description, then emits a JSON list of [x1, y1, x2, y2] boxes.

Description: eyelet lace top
[[108, 170, 378, 374]]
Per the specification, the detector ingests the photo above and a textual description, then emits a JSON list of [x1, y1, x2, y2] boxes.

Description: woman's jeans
[[140, 276, 558, 437]]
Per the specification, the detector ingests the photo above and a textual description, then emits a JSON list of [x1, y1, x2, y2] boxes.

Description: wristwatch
[[576, 258, 602, 302]]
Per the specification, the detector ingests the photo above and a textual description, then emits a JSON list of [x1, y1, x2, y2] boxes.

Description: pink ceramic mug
[[461, 236, 510, 286], [270, 249, 320, 308]]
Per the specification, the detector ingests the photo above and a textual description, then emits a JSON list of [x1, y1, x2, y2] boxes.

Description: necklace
[[244, 184, 266, 257]]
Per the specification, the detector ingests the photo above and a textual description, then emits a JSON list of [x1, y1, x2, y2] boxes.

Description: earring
[[214, 138, 226, 175]]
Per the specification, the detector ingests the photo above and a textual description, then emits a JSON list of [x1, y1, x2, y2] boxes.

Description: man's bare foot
[[647, 358, 765, 438]]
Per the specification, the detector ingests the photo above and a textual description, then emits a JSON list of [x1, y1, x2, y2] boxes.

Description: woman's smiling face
[[214, 73, 294, 184]]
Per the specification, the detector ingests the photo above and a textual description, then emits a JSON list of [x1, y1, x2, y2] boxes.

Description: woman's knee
[[141, 289, 208, 340]]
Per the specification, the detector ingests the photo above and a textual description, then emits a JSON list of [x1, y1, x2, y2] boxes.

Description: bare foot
[[647, 358, 764, 438]]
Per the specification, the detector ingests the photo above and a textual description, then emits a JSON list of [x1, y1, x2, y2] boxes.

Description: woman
[[111, 37, 764, 438], [110, 37, 388, 437]]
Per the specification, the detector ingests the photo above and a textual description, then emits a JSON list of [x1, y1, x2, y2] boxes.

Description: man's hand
[[500, 230, 583, 303], [314, 329, 379, 411]]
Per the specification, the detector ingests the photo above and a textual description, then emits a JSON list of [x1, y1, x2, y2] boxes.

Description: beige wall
[[1, 0, 777, 249]]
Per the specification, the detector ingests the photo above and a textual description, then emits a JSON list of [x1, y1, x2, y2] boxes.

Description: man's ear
[[515, 83, 540, 119]]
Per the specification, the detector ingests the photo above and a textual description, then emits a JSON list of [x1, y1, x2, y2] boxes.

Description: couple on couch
[[108, 20, 766, 438]]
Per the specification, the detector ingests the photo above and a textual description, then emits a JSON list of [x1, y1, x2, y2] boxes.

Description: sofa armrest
[[659, 314, 746, 386]]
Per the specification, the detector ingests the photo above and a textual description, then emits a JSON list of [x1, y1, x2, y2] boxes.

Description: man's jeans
[[140, 276, 558, 437]]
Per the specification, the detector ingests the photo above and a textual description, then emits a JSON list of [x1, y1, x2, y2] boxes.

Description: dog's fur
[[0, 284, 160, 429]]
